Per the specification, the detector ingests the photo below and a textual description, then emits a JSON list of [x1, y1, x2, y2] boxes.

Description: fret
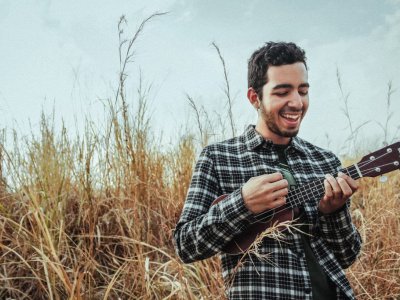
[[277, 156, 390, 216], [340, 165, 361, 180], [284, 177, 326, 209], [341, 166, 352, 178], [298, 185, 310, 205], [287, 191, 300, 208], [286, 194, 295, 208], [294, 142, 399, 209]]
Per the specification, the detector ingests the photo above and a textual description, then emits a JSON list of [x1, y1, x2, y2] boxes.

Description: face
[[251, 62, 309, 144]]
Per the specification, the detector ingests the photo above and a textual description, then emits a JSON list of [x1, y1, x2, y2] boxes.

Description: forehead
[[266, 62, 308, 86]]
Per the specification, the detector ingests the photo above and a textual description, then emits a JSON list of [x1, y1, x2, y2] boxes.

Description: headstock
[[357, 141, 400, 178]]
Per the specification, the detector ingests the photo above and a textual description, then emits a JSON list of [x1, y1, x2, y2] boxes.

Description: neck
[[255, 122, 291, 145]]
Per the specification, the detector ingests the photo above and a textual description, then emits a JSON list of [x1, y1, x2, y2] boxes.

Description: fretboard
[[286, 164, 361, 208]]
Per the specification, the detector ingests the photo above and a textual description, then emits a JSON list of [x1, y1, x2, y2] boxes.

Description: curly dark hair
[[248, 42, 307, 99]]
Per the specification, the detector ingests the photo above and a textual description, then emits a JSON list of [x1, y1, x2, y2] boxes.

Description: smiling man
[[251, 62, 309, 142], [174, 42, 362, 299]]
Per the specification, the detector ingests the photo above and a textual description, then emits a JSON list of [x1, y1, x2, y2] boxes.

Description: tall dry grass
[[0, 13, 224, 299], [347, 174, 400, 299], [0, 14, 399, 300]]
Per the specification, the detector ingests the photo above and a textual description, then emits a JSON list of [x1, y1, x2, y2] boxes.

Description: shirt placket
[[282, 148, 314, 299]]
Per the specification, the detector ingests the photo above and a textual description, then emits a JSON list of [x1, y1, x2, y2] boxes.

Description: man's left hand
[[319, 172, 359, 214]]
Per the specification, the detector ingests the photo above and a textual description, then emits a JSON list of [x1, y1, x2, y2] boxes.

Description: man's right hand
[[241, 172, 288, 214]]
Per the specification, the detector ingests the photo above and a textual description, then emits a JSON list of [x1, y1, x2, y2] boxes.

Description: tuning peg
[[379, 175, 388, 183]]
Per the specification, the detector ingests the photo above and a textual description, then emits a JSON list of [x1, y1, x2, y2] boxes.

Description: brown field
[[0, 101, 399, 299], [0, 15, 399, 300]]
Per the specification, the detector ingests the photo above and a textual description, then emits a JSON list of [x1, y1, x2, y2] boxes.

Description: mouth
[[279, 111, 302, 126]]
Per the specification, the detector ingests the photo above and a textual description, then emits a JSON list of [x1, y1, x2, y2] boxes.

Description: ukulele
[[211, 141, 400, 254]]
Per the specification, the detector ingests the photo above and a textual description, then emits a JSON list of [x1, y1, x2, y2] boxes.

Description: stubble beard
[[260, 106, 301, 138]]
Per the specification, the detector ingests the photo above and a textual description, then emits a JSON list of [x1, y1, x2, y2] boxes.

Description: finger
[[337, 176, 353, 199], [260, 172, 283, 183], [325, 174, 342, 199], [247, 173, 282, 185], [270, 187, 289, 199], [338, 172, 359, 192], [272, 196, 286, 208], [261, 181, 288, 200], [323, 178, 333, 200], [267, 179, 289, 192]]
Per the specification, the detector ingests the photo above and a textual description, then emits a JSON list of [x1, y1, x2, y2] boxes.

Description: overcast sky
[[1, 0, 399, 154]]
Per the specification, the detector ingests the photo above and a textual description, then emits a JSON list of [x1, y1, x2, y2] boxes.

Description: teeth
[[281, 113, 300, 120]]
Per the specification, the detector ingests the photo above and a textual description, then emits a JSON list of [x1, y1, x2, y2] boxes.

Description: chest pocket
[[217, 151, 278, 194]]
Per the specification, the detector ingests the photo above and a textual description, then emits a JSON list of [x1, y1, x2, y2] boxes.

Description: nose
[[288, 91, 303, 109]]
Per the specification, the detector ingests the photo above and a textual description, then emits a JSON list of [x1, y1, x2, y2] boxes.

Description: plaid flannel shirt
[[174, 125, 362, 299]]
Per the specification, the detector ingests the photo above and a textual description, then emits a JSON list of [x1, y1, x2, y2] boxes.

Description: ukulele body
[[212, 195, 295, 254]]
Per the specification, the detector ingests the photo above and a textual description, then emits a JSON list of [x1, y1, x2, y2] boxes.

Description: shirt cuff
[[318, 203, 354, 235], [216, 188, 257, 231]]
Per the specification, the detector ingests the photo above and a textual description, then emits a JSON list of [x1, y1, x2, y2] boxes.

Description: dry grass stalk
[[0, 14, 399, 300], [346, 174, 400, 299], [224, 218, 310, 290], [211, 42, 236, 138]]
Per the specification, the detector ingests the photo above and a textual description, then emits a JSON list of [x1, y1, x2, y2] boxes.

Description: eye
[[275, 91, 289, 96], [299, 90, 308, 96]]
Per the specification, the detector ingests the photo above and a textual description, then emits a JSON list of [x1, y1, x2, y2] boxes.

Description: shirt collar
[[243, 125, 306, 155], [243, 125, 265, 150]]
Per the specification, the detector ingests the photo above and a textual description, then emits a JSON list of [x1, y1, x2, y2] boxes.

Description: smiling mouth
[[280, 112, 302, 122]]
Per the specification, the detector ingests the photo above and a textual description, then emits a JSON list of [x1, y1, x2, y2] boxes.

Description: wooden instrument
[[211, 142, 400, 254]]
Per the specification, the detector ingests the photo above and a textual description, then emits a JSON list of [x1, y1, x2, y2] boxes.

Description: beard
[[260, 106, 302, 138]]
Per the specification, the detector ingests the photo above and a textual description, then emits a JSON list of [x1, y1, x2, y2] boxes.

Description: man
[[174, 42, 362, 299]]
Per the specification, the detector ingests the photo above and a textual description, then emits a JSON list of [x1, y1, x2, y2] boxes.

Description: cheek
[[266, 101, 282, 113]]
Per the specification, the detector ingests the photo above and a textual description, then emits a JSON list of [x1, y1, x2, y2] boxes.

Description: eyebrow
[[272, 83, 310, 90]]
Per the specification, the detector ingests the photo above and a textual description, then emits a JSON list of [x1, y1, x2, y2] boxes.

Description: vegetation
[[0, 14, 399, 299]]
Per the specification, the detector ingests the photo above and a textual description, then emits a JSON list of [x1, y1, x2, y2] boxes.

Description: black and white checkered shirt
[[174, 125, 362, 299]]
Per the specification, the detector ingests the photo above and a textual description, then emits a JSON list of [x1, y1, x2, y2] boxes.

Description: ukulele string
[[341, 160, 396, 180], [250, 151, 396, 224], [345, 149, 392, 171]]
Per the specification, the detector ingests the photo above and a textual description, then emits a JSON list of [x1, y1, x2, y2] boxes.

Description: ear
[[247, 87, 260, 110]]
